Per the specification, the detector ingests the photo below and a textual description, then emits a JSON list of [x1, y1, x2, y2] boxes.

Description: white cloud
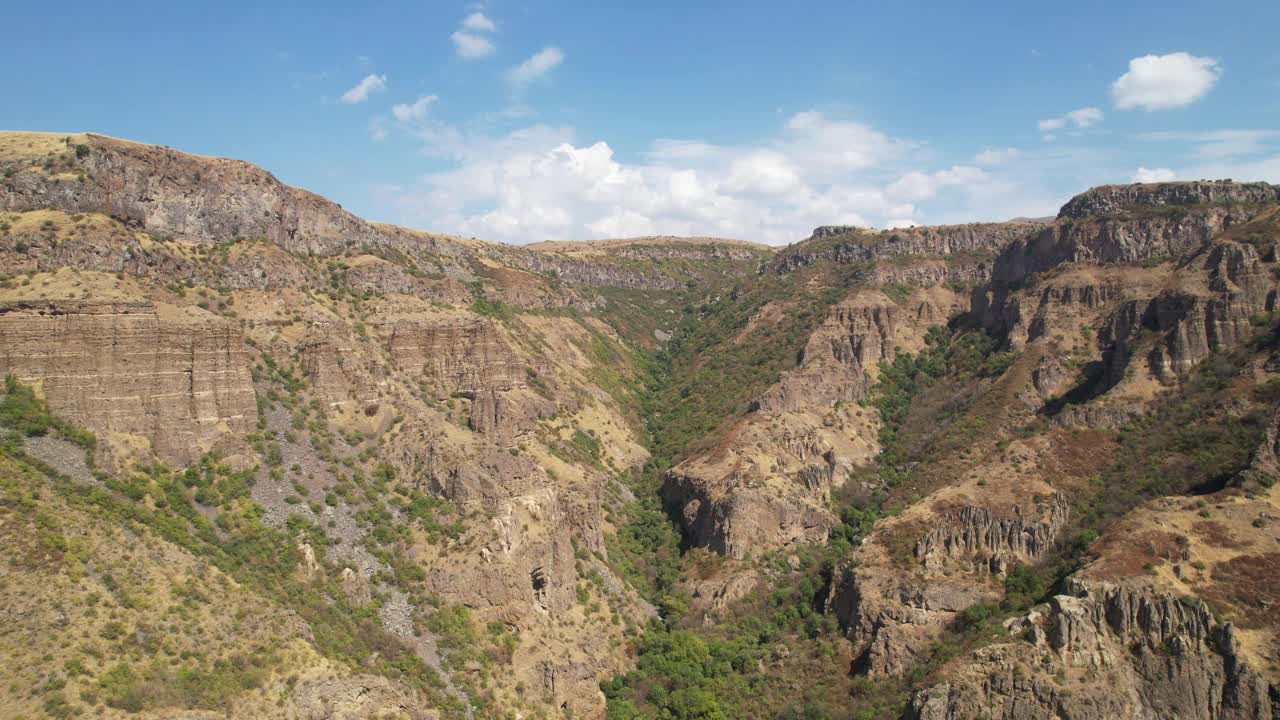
[[340, 73, 386, 104], [1111, 53, 1221, 111], [1066, 107, 1104, 128], [974, 147, 1021, 165], [1038, 106, 1104, 133], [452, 31, 495, 58], [1132, 167, 1177, 183], [888, 166, 987, 202], [392, 95, 438, 124], [374, 111, 1035, 244], [452, 9, 497, 58], [783, 111, 908, 172], [508, 47, 564, 84], [725, 151, 802, 194], [1041, 134, 1057, 143], [461, 11, 495, 31]]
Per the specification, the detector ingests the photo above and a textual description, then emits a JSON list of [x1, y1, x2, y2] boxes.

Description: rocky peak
[[810, 224, 869, 239]]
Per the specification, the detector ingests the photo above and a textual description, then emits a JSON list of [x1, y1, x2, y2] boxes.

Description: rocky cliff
[[0, 297, 256, 467]]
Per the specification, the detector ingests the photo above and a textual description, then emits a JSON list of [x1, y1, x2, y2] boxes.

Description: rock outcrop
[[907, 579, 1279, 720], [915, 496, 1070, 575], [827, 491, 1073, 678], [0, 299, 256, 466], [389, 315, 528, 395]]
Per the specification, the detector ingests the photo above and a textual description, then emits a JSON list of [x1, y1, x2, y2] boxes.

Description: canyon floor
[[2, 131, 1280, 720]]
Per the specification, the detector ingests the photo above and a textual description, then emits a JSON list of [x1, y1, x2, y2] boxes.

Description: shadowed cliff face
[[4, 131, 1280, 720]]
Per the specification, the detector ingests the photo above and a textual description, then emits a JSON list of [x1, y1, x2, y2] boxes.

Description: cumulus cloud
[[1111, 53, 1221, 110], [1132, 167, 1177, 183], [974, 147, 1021, 165], [1038, 107, 1103, 133], [373, 111, 1037, 244], [452, 31, 495, 58], [461, 11, 495, 32], [392, 95, 438, 124], [887, 166, 987, 202], [451, 10, 497, 58], [508, 47, 564, 84], [340, 73, 386, 104]]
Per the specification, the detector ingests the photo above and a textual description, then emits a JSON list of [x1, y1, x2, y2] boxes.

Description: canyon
[[1, 131, 1279, 720]]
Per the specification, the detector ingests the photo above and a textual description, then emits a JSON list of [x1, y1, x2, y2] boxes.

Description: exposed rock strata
[[0, 299, 255, 466]]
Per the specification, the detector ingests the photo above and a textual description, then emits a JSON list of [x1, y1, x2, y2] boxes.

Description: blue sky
[[4, 0, 1279, 244]]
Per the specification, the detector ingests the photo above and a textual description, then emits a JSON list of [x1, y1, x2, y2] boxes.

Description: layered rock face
[[978, 183, 1279, 332], [761, 288, 959, 413], [662, 219, 1034, 562], [663, 465, 838, 559], [907, 579, 1279, 720], [0, 299, 255, 466], [389, 315, 528, 394]]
